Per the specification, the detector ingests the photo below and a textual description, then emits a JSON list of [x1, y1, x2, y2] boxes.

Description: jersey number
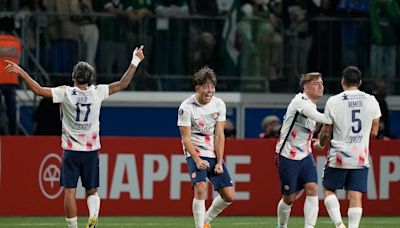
[[351, 109, 362, 133], [75, 103, 91, 122]]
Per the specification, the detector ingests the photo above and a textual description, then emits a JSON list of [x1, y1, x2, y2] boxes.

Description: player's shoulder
[[53, 85, 68, 90], [328, 91, 347, 102], [290, 93, 310, 106], [211, 96, 225, 105], [179, 95, 195, 109]]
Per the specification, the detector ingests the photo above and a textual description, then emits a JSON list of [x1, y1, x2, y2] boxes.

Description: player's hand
[[214, 163, 224, 174], [312, 139, 324, 150], [131, 45, 144, 67], [4, 60, 23, 75], [195, 159, 210, 170]]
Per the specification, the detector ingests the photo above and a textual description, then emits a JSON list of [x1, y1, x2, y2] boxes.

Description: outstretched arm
[[4, 60, 52, 97], [108, 45, 145, 95]]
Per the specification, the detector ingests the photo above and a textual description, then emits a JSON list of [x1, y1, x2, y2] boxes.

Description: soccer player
[[313, 66, 381, 228], [275, 72, 326, 228], [4, 45, 144, 228], [177, 67, 235, 228]]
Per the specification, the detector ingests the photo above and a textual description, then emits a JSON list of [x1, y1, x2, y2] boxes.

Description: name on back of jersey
[[72, 122, 92, 131], [348, 100, 362, 108], [347, 135, 363, 143]]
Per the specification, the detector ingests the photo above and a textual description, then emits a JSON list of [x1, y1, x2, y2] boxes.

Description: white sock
[[87, 193, 100, 218], [66, 217, 78, 228], [324, 194, 344, 227], [204, 195, 232, 224], [277, 199, 292, 228], [304, 196, 319, 228], [348, 207, 362, 228], [193, 198, 206, 228]]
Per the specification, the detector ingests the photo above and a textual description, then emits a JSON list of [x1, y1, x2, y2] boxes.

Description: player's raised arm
[[108, 45, 144, 95], [4, 60, 52, 97]]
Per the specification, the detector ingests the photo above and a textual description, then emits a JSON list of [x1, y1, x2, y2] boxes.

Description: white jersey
[[324, 90, 381, 169], [51, 85, 109, 151], [275, 93, 326, 160], [177, 94, 226, 158]]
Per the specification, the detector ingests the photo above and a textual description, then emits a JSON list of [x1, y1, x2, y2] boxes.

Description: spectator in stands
[[188, 0, 220, 76], [126, 0, 156, 91], [369, 0, 400, 94], [237, 2, 261, 91], [42, 0, 80, 77], [372, 79, 391, 139], [308, 0, 342, 94], [336, 0, 369, 73], [78, 0, 99, 68], [255, 0, 284, 92], [95, 0, 133, 83], [259, 114, 281, 139], [189, 0, 240, 91], [15, 0, 47, 70], [282, 0, 314, 92], [154, 0, 189, 91], [0, 16, 22, 135]]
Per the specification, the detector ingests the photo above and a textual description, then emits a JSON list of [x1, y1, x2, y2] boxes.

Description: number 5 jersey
[[324, 90, 381, 169]]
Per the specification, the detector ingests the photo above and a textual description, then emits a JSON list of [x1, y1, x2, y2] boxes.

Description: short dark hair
[[342, 66, 361, 86], [72, 62, 94, 85], [193, 67, 217, 87], [299, 72, 322, 89]]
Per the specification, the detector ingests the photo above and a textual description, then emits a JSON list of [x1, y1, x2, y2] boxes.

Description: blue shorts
[[323, 166, 368, 193], [60, 150, 99, 189], [277, 154, 317, 195], [186, 156, 234, 192]]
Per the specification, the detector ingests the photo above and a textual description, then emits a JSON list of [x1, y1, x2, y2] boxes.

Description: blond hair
[[299, 72, 322, 90]]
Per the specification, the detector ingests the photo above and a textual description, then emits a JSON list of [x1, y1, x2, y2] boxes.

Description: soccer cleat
[[336, 223, 346, 228], [86, 216, 97, 228], [204, 223, 211, 228]]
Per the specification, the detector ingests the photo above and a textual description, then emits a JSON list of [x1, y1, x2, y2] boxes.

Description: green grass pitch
[[0, 216, 399, 227]]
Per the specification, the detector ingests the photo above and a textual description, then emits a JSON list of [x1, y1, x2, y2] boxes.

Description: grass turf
[[0, 216, 399, 227]]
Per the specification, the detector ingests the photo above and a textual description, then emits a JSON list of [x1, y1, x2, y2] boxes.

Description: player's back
[[325, 90, 381, 168], [52, 84, 109, 151]]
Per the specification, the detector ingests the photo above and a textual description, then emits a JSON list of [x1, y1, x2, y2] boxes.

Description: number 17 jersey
[[324, 90, 381, 169], [51, 85, 109, 151]]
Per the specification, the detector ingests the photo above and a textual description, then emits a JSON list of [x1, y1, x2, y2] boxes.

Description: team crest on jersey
[[179, 108, 184, 115], [191, 172, 196, 179], [212, 112, 219, 119]]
